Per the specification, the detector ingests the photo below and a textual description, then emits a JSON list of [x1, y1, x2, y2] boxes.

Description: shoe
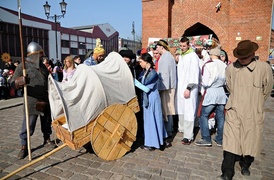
[[165, 140, 172, 148], [141, 146, 155, 151], [195, 139, 212, 147], [241, 167, 250, 176], [18, 146, 28, 159], [181, 138, 192, 145], [217, 175, 230, 180], [43, 138, 57, 148], [213, 139, 222, 147]]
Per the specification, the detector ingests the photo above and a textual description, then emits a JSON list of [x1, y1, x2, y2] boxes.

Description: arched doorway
[[182, 22, 219, 41]]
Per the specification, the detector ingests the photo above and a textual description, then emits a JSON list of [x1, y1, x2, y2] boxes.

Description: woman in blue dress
[[135, 53, 168, 151]]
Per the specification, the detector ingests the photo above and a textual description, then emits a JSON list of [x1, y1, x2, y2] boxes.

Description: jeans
[[199, 104, 225, 144], [20, 114, 52, 146]]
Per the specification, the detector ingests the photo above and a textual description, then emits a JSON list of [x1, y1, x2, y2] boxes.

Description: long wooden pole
[[0, 144, 67, 180], [17, 0, 32, 161]]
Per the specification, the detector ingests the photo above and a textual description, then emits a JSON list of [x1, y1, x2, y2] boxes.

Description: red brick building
[[142, 0, 273, 62]]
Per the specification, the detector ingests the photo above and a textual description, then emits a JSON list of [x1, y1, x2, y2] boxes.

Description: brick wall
[[142, 0, 273, 61]]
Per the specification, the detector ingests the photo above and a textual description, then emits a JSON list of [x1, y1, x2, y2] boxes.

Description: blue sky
[[0, 0, 142, 39], [0, 0, 273, 38]]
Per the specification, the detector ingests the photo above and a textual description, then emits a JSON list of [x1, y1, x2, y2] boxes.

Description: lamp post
[[131, 21, 135, 53], [43, 0, 67, 62]]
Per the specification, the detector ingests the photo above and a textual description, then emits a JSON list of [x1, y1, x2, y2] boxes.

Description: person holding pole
[[11, 42, 55, 159]]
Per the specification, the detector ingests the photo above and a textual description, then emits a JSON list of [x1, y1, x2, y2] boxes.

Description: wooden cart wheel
[[91, 104, 138, 161]]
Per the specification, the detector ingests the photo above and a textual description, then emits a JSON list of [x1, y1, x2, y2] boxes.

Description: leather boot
[[43, 138, 56, 148], [18, 145, 28, 159]]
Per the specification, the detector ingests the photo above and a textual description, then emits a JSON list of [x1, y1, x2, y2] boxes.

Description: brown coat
[[223, 60, 273, 157]]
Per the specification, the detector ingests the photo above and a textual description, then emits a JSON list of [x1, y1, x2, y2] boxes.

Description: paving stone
[[68, 173, 89, 180], [82, 167, 101, 177], [58, 171, 74, 179], [44, 175, 61, 180], [133, 170, 151, 179], [123, 168, 137, 177], [161, 169, 177, 179], [109, 174, 124, 180], [0, 161, 12, 170], [27, 171, 50, 180], [34, 164, 51, 173], [1, 98, 274, 179], [98, 164, 113, 171], [110, 166, 124, 173], [150, 175, 165, 180], [45, 166, 63, 176], [96, 171, 113, 179], [88, 161, 102, 169], [69, 164, 88, 173]]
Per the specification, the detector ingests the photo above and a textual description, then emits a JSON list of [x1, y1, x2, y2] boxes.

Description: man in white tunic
[[177, 36, 200, 145], [156, 40, 177, 145]]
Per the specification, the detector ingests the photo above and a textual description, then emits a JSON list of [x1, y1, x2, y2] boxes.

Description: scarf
[[181, 48, 194, 57]]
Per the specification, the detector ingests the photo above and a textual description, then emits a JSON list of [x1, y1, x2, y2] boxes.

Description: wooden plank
[[98, 137, 116, 160], [127, 97, 140, 113], [117, 108, 134, 127], [91, 104, 137, 161], [108, 104, 125, 122]]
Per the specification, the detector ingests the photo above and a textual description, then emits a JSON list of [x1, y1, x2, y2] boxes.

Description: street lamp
[[43, 0, 67, 62], [131, 21, 135, 53]]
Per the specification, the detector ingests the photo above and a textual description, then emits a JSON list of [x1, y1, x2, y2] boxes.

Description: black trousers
[[221, 151, 254, 179]]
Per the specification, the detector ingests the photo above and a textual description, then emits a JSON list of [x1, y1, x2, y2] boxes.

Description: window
[[70, 48, 78, 55], [61, 40, 70, 47], [8, 24, 14, 34], [79, 42, 86, 49], [39, 29, 43, 37], [27, 27, 32, 36], [33, 29, 38, 37]]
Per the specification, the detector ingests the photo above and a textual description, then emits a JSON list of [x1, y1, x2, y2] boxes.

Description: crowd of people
[[118, 37, 273, 180], [2, 36, 273, 180]]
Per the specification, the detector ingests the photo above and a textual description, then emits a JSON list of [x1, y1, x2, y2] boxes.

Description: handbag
[[35, 101, 48, 112]]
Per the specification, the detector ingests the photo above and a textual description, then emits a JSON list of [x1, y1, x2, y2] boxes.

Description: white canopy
[[48, 52, 136, 132]]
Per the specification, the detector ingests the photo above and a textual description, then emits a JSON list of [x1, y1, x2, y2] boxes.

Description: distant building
[[119, 38, 142, 54], [0, 6, 119, 69]]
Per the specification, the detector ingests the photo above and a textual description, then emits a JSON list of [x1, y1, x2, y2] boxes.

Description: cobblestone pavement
[[0, 97, 274, 180]]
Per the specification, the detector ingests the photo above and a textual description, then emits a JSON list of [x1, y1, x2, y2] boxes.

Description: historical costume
[[135, 53, 168, 150], [177, 36, 200, 144], [156, 40, 177, 139], [12, 42, 55, 159]]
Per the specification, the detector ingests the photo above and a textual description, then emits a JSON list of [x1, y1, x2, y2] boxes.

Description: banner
[[148, 34, 213, 49]]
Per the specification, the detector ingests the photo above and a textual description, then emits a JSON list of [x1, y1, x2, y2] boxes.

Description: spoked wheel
[[90, 104, 137, 161]]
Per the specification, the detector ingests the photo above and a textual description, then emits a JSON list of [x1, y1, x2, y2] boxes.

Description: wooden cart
[[52, 97, 140, 161], [1, 97, 139, 180]]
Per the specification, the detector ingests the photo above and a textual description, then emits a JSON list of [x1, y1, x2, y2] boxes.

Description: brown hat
[[233, 40, 258, 58], [156, 39, 170, 51]]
